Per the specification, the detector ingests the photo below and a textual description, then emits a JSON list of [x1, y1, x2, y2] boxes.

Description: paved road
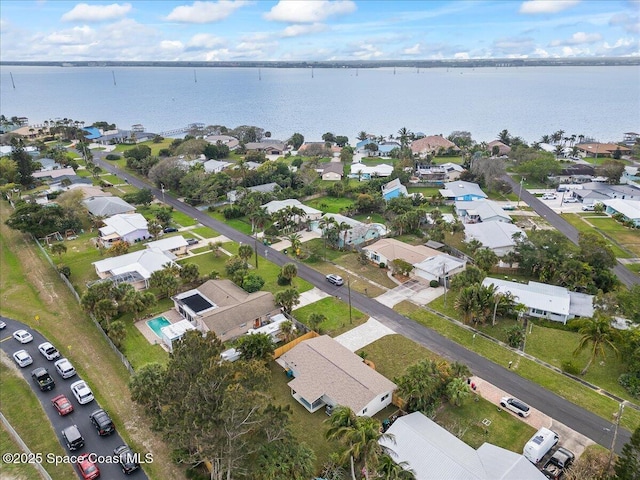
[[503, 175, 640, 288], [93, 155, 633, 453], [0, 317, 148, 479]]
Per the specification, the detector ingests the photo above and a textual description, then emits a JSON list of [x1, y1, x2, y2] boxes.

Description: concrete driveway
[[270, 230, 321, 251], [293, 287, 331, 310], [375, 279, 444, 308], [334, 318, 396, 352]]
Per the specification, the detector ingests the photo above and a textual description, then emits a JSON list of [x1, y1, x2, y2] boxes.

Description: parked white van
[[523, 427, 559, 464]]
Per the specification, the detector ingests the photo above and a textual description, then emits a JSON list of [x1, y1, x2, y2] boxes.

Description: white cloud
[[281, 23, 327, 37], [600, 37, 639, 56], [550, 32, 602, 46], [519, 1, 580, 14], [609, 13, 640, 33], [187, 33, 225, 49], [264, 0, 356, 23], [454, 52, 469, 59], [166, 1, 248, 24], [560, 45, 591, 56], [403, 43, 421, 55], [532, 47, 551, 57], [45, 25, 94, 45], [160, 40, 184, 51], [61, 3, 132, 22], [350, 43, 383, 60]]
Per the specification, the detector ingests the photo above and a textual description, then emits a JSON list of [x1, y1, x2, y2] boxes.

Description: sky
[[0, 0, 638, 61]]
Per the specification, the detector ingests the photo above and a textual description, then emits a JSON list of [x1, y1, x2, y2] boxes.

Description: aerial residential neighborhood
[[2, 114, 638, 480]]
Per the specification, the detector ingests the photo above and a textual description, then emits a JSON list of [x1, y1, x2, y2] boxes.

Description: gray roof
[[440, 181, 487, 199], [281, 335, 396, 413], [464, 222, 525, 250], [380, 412, 546, 480], [456, 200, 511, 222], [322, 162, 344, 175], [83, 196, 136, 217]]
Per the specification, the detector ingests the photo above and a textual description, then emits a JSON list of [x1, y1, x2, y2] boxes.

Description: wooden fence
[[273, 331, 319, 359]]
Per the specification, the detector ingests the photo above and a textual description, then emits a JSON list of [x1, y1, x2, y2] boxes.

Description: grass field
[[207, 210, 253, 235], [304, 196, 354, 213], [294, 297, 368, 335], [190, 225, 220, 238], [561, 213, 638, 258], [404, 300, 640, 432]]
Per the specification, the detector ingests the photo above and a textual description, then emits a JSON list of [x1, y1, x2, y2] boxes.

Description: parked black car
[[163, 227, 178, 233], [89, 408, 115, 436], [114, 444, 140, 474], [62, 424, 85, 451]]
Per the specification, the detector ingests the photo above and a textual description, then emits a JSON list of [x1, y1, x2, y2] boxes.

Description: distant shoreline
[[1, 57, 639, 68]]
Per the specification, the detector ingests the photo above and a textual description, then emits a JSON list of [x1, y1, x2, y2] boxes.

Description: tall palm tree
[[455, 286, 478, 324], [573, 312, 620, 375], [338, 221, 351, 250], [397, 127, 412, 149], [446, 377, 471, 406], [377, 454, 416, 479], [281, 262, 298, 285], [238, 244, 254, 266], [287, 233, 302, 255]]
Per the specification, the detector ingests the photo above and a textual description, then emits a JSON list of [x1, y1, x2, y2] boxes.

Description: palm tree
[[287, 233, 302, 256], [455, 286, 478, 324], [357, 131, 368, 141], [338, 221, 351, 250], [319, 216, 337, 256], [446, 377, 471, 406], [308, 313, 326, 332], [238, 244, 254, 266], [377, 454, 416, 479], [279, 320, 294, 343], [397, 127, 412, 149], [281, 262, 298, 285], [497, 129, 511, 145], [573, 312, 620, 375]]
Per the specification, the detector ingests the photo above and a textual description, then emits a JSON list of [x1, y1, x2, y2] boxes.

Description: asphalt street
[[0, 316, 148, 479], [502, 174, 640, 288], [92, 153, 633, 453]]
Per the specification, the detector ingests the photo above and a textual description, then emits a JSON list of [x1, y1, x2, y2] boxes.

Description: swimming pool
[[146, 316, 171, 338]]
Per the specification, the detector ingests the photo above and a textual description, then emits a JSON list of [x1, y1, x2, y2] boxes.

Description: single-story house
[[623, 132, 639, 147], [487, 140, 512, 156], [455, 200, 511, 223], [227, 182, 279, 203], [413, 254, 466, 284], [92, 247, 178, 289], [377, 142, 401, 156], [98, 213, 149, 246], [203, 159, 232, 174], [83, 196, 136, 217], [280, 335, 396, 416], [317, 213, 387, 248], [363, 238, 442, 267], [380, 412, 546, 480], [298, 142, 341, 156], [464, 222, 526, 256], [439, 181, 488, 201], [482, 277, 594, 324], [602, 199, 640, 227], [171, 279, 281, 342], [382, 178, 408, 201], [622, 166, 639, 183], [32, 167, 77, 181], [410, 135, 460, 157], [321, 162, 344, 181], [576, 143, 631, 158], [350, 162, 394, 179], [261, 199, 323, 221], [573, 182, 640, 205], [70, 184, 111, 199], [204, 134, 239, 150], [244, 141, 286, 155], [145, 235, 189, 256]]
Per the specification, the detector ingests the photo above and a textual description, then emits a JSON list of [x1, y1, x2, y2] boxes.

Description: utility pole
[[607, 402, 625, 472], [517, 177, 525, 208], [254, 232, 259, 268], [347, 275, 353, 324]]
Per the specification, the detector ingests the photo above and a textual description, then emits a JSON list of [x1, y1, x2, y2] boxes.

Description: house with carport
[[482, 277, 594, 324], [413, 254, 466, 285], [380, 412, 546, 480], [171, 279, 281, 342], [279, 335, 396, 416], [439, 181, 487, 201], [98, 213, 149, 246], [464, 222, 525, 256]]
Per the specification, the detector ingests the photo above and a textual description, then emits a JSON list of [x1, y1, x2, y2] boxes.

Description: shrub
[[504, 325, 525, 348], [561, 361, 581, 376], [58, 265, 71, 278], [222, 205, 243, 219], [379, 262, 386, 269], [242, 273, 265, 293], [429, 280, 439, 288], [277, 272, 291, 286], [105, 154, 121, 160], [619, 373, 640, 398]]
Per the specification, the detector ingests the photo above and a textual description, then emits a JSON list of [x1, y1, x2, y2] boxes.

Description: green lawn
[[172, 210, 199, 227], [207, 211, 253, 235], [337, 253, 398, 289], [561, 213, 637, 258], [191, 226, 220, 238], [0, 424, 45, 480], [100, 173, 121, 185], [304, 196, 354, 213], [407, 186, 441, 197], [352, 213, 386, 224], [401, 301, 640, 432], [0, 363, 76, 479], [294, 297, 368, 335]]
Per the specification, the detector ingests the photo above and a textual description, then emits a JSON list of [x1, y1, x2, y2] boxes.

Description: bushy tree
[[242, 273, 265, 293], [236, 333, 275, 362]]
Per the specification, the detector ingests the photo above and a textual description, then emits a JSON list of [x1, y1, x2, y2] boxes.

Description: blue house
[[314, 213, 387, 248], [382, 178, 408, 201], [439, 181, 487, 201]]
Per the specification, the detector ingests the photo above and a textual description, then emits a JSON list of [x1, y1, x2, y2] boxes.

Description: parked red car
[[51, 394, 74, 416], [77, 454, 100, 479]]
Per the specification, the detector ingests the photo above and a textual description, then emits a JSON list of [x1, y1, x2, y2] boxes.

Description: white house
[[413, 254, 466, 284], [83, 196, 136, 217], [145, 235, 189, 256], [160, 319, 196, 352], [464, 222, 525, 256], [602, 199, 640, 227], [92, 247, 178, 289], [261, 199, 323, 221], [279, 335, 396, 416], [98, 213, 149, 245], [482, 277, 594, 324], [380, 412, 546, 480], [203, 159, 232, 173], [363, 238, 442, 267], [455, 200, 511, 223], [350, 162, 394, 179]]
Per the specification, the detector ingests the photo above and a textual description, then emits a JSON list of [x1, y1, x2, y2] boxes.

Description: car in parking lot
[[186, 238, 199, 245], [0, 320, 6, 329], [31, 367, 55, 391], [89, 408, 115, 436], [326, 274, 344, 286], [38, 341, 60, 360], [582, 203, 596, 211], [114, 444, 141, 474], [13, 329, 33, 344], [51, 394, 74, 416], [542, 193, 557, 200], [62, 424, 85, 451], [13, 349, 33, 368], [562, 197, 578, 203], [77, 453, 100, 479], [500, 396, 531, 417], [71, 380, 94, 405], [54, 358, 76, 379]]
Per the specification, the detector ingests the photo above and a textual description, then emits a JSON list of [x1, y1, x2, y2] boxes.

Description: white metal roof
[[414, 254, 465, 275], [456, 200, 511, 222], [83, 196, 135, 217], [161, 319, 196, 340], [145, 235, 188, 252], [464, 222, 525, 250], [93, 247, 176, 279], [440, 181, 487, 198], [261, 198, 322, 216], [483, 277, 573, 316], [99, 213, 148, 237], [602, 199, 640, 220]]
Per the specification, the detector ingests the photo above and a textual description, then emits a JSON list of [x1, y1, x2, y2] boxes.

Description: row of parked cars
[[10, 327, 140, 477], [499, 395, 575, 479]]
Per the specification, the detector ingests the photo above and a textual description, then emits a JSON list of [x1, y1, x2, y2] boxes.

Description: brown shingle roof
[[411, 136, 459, 155], [281, 335, 396, 413], [364, 238, 441, 265], [322, 163, 344, 175]]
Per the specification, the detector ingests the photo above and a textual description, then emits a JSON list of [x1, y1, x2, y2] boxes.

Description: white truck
[[523, 427, 559, 464]]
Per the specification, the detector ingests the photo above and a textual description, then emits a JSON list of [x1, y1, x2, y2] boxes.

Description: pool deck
[[135, 309, 184, 348]]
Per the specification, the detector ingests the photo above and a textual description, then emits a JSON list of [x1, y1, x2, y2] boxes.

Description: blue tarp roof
[[82, 127, 102, 140]]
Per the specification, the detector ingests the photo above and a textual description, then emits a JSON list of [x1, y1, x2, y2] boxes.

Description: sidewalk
[[469, 375, 594, 457]]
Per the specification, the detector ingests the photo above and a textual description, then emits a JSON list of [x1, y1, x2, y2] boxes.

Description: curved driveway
[[93, 154, 632, 453], [0, 316, 148, 479]]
